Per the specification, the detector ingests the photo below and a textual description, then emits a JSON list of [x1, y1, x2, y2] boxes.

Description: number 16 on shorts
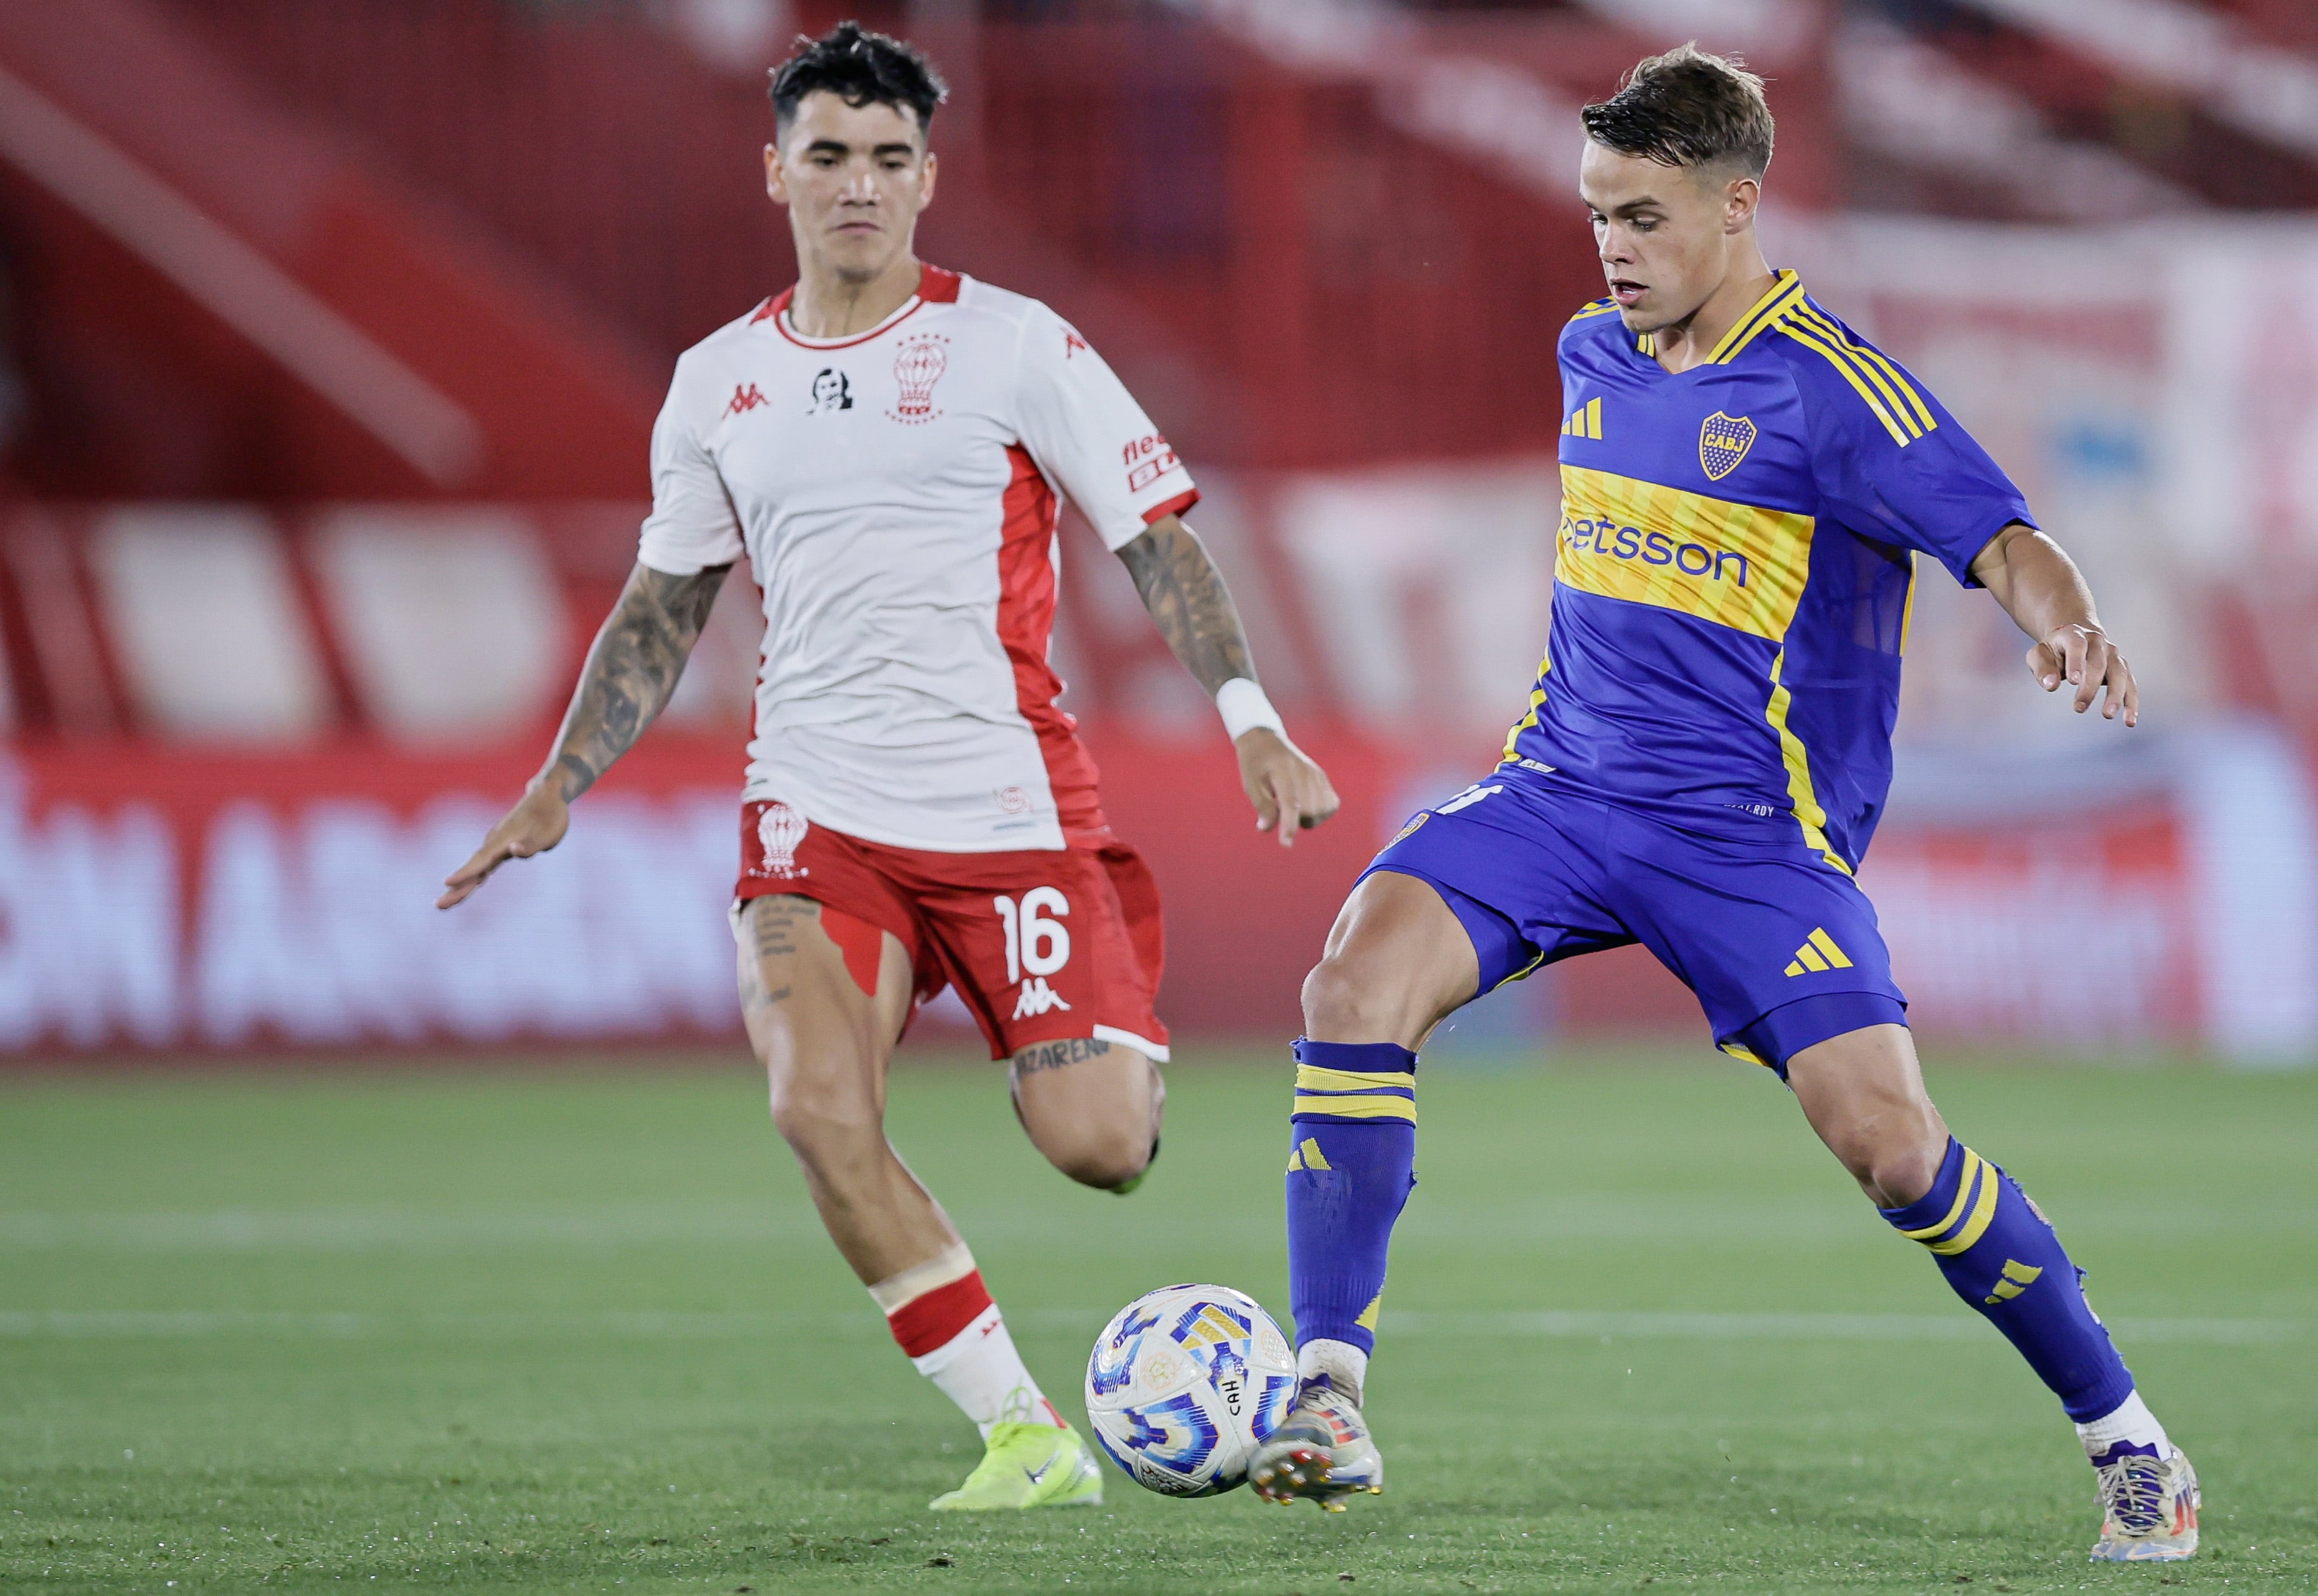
[[994, 889, 1073, 1018]]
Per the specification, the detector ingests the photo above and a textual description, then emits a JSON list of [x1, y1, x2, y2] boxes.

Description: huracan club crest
[[888, 334, 950, 424], [1698, 411, 1757, 481], [753, 802, 809, 880]]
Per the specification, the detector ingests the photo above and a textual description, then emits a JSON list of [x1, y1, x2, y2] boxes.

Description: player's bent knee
[[1301, 952, 1404, 1042], [1857, 1134, 1945, 1210], [766, 1077, 883, 1159], [1041, 1120, 1153, 1191], [1010, 1038, 1161, 1190]]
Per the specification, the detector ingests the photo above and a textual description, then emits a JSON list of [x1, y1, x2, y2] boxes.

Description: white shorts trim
[[1092, 1023, 1169, 1063]]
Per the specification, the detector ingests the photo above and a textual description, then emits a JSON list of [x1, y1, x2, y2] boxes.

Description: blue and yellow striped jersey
[[1507, 270, 2033, 872]]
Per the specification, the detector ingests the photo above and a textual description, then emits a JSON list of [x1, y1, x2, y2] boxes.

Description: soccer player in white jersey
[[438, 23, 1337, 1510]]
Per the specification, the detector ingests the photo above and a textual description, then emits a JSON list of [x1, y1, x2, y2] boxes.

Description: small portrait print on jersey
[[806, 368, 853, 413], [1699, 411, 1758, 481], [889, 334, 950, 424]]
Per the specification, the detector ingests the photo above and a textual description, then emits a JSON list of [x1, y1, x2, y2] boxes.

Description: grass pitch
[[2, 1049, 2313, 1594]]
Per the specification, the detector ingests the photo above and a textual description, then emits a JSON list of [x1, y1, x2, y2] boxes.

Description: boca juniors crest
[[1698, 411, 1757, 481]]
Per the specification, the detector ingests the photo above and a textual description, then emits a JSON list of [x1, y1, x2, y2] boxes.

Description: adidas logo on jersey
[[1561, 396, 1602, 439], [1011, 977, 1073, 1019], [1783, 927, 1854, 976]]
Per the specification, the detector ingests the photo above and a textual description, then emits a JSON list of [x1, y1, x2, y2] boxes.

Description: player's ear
[[919, 146, 938, 209], [1724, 172, 1760, 234], [765, 142, 787, 205]]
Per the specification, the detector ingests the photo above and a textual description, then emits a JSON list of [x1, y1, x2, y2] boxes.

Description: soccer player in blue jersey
[[1249, 45, 2197, 1562]]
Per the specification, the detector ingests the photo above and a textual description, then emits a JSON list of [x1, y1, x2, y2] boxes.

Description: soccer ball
[[1083, 1282, 1297, 1497]]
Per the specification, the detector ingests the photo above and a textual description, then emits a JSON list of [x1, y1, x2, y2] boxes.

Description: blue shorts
[[1365, 771, 1907, 1075]]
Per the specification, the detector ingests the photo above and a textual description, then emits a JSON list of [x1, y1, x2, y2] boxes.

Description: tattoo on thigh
[[1012, 1037, 1112, 1077], [751, 895, 816, 961]]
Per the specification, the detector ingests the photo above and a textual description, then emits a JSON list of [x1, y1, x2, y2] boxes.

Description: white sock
[[1297, 1337, 1370, 1404], [911, 1305, 1064, 1441], [2075, 1389, 2170, 1460]]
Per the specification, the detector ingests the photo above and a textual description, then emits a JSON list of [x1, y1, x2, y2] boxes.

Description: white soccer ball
[[1083, 1282, 1298, 1497]]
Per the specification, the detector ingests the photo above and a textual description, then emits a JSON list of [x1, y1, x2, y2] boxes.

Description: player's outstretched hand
[[2027, 623, 2137, 727], [437, 783, 572, 909], [1237, 728, 1340, 848]]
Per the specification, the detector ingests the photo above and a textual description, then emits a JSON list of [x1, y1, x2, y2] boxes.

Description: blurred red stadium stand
[[3, 0, 2317, 1062]]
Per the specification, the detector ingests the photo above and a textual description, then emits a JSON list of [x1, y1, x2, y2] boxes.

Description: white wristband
[[1215, 677, 1285, 742]]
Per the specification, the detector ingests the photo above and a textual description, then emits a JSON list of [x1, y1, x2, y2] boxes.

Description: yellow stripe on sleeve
[[1797, 305, 1935, 432], [1790, 308, 1924, 440], [1294, 1094, 1417, 1122], [1774, 320, 1911, 446]]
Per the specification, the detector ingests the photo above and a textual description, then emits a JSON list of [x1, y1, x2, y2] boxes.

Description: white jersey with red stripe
[[636, 264, 1197, 853]]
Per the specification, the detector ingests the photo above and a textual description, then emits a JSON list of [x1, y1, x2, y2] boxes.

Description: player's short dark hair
[[768, 22, 946, 138], [1580, 42, 1774, 179]]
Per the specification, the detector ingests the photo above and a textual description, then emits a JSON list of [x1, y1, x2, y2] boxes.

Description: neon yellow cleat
[[929, 1421, 1104, 1511]]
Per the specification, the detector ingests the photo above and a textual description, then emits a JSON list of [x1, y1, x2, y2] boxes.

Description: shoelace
[[2096, 1454, 2168, 1534]]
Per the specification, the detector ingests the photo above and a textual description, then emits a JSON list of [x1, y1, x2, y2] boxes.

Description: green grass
[[1, 1049, 2313, 1593]]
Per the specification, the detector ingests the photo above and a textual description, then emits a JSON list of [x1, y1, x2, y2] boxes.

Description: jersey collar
[[1701, 269, 1805, 364], [1627, 269, 1805, 369], [752, 263, 963, 349]]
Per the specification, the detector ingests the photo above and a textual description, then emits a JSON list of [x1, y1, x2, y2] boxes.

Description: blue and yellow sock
[[1881, 1137, 2136, 1422], [1284, 1039, 1417, 1373]]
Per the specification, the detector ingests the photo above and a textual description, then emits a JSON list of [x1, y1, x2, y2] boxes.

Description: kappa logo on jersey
[[806, 368, 853, 412], [1063, 326, 1090, 359], [1011, 977, 1073, 1019], [752, 802, 810, 880], [1699, 411, 1758, 480], [725, 382, 768, 417], [889, 334, 950, 423], [1123, 433, 1179, 494]]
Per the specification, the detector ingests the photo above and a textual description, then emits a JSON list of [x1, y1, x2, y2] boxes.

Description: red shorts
[[734, 801, 1169, 1061]]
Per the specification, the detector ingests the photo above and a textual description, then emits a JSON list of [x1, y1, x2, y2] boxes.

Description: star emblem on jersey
[[1698, 411, 1757, 480], [890, 334, 950, 423]]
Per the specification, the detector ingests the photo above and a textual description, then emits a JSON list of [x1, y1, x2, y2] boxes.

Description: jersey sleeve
[[1790, 326, 2032, 587], [1012, 302, 1197, 551], [635, 361, 745, 576]]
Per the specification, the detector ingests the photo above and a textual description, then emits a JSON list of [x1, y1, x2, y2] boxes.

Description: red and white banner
[[6, 727, 2311, 1061]]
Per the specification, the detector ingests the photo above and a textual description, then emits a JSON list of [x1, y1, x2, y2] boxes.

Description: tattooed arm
[[1115, 515, 1338, 845], [438, 561, 731, 908]]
